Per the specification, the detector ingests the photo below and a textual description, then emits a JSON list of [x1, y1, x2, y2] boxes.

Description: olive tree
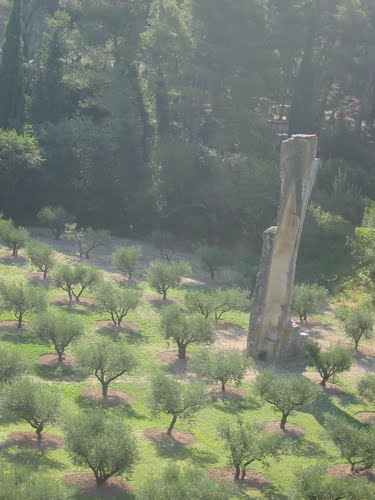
[[137, 464, 240, 500], [0, 279, 47, 327], [219, 418, 283, 481], [150, 372, 208, 436], [0, 344, 28, 383], [64, 411, 138, 486], [184, 288, 249, 322], [358, 375, 375, 405], [37, 205, 73, 240], [26, 239, 55, 278], [254, 370, 321, 429], [64, 224, 110, 259], [304, 342, 352, 386], [1, 378, 60, 441], [325, 414, 375, 473], [146, 259, 190, 300], [53, 262, 102, 302], [342, 305, 374, 351], [161, 305, 215, 359], [151, 230, 176, 261], [112, 245, 142, 280], [33, 310, 84, 363], [189, 348, 250, 392], [292, 464, 375, 499], [0, 218, 29, 257], [95, 280, 141, 327], [75, 337, 138, 399], [290, 283, 328, 323], [195, 245, 231, 280]]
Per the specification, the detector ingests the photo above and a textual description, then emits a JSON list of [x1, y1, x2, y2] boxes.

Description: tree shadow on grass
[[151, 439, 217, 464], [35, 363, 86, 382], [302, 392, 363, 428], [97, 326, 144, 345], [0, 330, 42, 345], [75, 394, 147, 420], [211, 395, 261, 414], [0, 445, 64, 471], [285, 436, 330, 459]]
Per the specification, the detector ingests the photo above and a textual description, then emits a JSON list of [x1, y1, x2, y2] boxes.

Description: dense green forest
[[1, 0, 375, 286]]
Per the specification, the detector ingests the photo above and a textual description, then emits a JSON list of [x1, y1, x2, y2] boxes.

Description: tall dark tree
[[0, 0, 24, 130]]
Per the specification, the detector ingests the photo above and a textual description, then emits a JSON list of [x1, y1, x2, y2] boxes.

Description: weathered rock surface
[[248, 135, 318, 361]]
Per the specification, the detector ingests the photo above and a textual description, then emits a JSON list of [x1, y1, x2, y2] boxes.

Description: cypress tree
[[288, 2, 319, 136], [0, 0, 25, 130]]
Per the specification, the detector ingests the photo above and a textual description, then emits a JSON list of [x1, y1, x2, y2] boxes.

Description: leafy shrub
[[64, 224, 110, 259], [358, 375, 375, 405], [219, 418, 283, 480], [161, 305, 214, 359], [185, 287, 248, 322], [95, 280, 141, 327], [304, 342, 352, 386], [0, 344, 28, 383], [146, 259, 190, 300], [254, 369, 321, 429], [189, 348, 250, 391], [0, 217, 29, 257], [290, 283, 328, 323], [1, 377, 60, 441], [75, 336, 138, 398], [112, 245, 142, 280], [33, 310, 84, 363], [0, 278, 47, 327], [53, 262, 102, 302], [26, 239, 55, 278], [37, 205, 73, 240], [137, 464, 240, 500], [64, 411, 138, 486], [150, 372, 208, 436], [325, 414, 375, 473], [195, 245, 231, 280], [341, 304, 374, 350]]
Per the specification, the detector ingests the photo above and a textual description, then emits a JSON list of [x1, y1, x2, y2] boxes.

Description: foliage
[[304, 342, 352, 386], [290, 283, 328, 323], [64, 411, 138, 486], [0, 344, 28, 384], [64, 224, 111, 259], [189, 348, 250, 392], [151, 230, 176, 261], [33, 309, 84, 362], [112, 245, 142, 280], [95, 280, 141, 327], [75, 336, 138, 398], [195, 245, 231, 280], [1, 377, 60, 441], [53, 262, 102, 302], [341, 304, 374, 351], [184, 287, 249, 322], [254, 370, 321, 429], [161, 305, 214, 359], [219, 418, 284, 481], [291, 464, 375, 500], [37, 205, 73, 240], [0, 278, 46, 327], [0, 466, 72, 500], [325, 414, 375, 473], [0, 129, 42, 219], [26, 239, 55, 278], [358, 375, 375, 406], [150, 371, 208, 435], [137, 463, 241, 500], [0, 0, 24, 130], [146, 259, 190, 300], [0, 217, 29, 257]]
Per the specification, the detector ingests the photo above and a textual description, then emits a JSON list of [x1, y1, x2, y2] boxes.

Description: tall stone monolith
[[248, 135, 319, 361]]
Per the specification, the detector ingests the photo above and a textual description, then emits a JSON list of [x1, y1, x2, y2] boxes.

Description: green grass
[[0, 245, 374, 499]]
